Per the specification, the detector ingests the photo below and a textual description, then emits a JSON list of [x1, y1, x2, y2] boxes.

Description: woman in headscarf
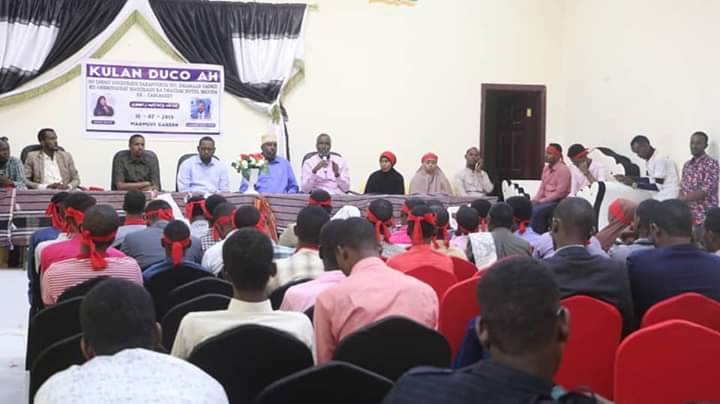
[[596, 198, 637, 251], [408, 152, 452, 195], [364, 151, 405, 194]]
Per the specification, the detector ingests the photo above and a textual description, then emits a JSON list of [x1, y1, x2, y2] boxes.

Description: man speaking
[[301, 133, 350, 194]]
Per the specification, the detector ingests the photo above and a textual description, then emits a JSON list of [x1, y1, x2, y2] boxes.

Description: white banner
[[82, 59, 224, 139]]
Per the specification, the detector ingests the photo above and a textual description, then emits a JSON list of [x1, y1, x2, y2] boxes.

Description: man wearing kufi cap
[[239, 133, 299, 194]]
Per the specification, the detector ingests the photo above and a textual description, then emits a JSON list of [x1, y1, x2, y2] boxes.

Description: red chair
[[641, 292, 720, 332], [406, 266, 458, 301], [614, 320, 720, 404], [450, 256, 477, 281], [554, 296, 621, 399], [438, 273, 486, 359]]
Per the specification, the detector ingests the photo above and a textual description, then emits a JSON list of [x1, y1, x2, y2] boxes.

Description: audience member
[[122, 200, 202, 269], [176, 136, 229, 193], [301, 133, 350, 194], [609, 199, 659, 262], [532, 231, 607, 260], [430, 205, 468, 260], [383, 257, 601, 404], [451, 205, 479, 253], [314, 217, 438, 363], [544, 198, 635, 335], [278, 189, 332, 248], [678, 131, 719, 224], [367, 198, 405, 257], [269, 206, 330, 291], [703, 207, 720, 255], [387, 204, 454, 274], [112, 189, 147, 247], [0, 137, 26, 189], [505, 196, 542, 247], [143, 220, 210, 281], [595, 198, 636, 251], [488, 202, 532, 258], [25, 128, 80, 189], [112, 134, 161, 191], [531, 143, 571, 233], [41, 205, 142, 305], [454, 147, 493, 197], [280, 219, 346, 312], [389, 197, 426, 244], [35, 279, 228, 404], [198, 194, 228, 251], [172, 229, 314, 359], [470, 199, 491, 232], [628, 199, 720, 320], [201, 202, 237, 275], [567, 144, 608, 195], [364, 151, 405, 195], [616, 135, 679, 200], [184, 195, 212, 239], [239, 133, 299, 193], [409, 152, 452, 195]]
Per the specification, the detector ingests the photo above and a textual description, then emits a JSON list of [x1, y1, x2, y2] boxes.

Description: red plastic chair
[[450, 256, 477, 281], [614, 320, 720, 404], [438, 272, 487, 359], [554, 296, 621, 399], [406, 266, 458, 301], [641, 292, 720, 332]]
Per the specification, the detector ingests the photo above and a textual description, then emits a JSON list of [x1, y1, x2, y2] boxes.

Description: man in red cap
[[531, 143, 571, 233]]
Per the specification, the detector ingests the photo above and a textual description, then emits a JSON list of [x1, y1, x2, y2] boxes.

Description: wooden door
[[492, 91, 543, 181]]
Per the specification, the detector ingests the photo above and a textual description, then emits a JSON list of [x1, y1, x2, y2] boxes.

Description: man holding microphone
[[301, 133, 351, 194]]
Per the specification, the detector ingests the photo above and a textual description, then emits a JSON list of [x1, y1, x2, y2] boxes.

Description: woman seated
[[409, 152, 452, 195], [364, 151, 405, 195]]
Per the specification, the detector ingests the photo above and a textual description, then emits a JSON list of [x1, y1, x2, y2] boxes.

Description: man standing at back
[[25, 128, 80, 189], [314, 217, 438, 363], [678, 131, 719, 226], [531, 143, 571, 233], [239, 134, 299, 194], [112, 134, 161, 191], [628, 199, 720, 320], [301, 133, 350, 194], [177, 136, 229, 193], [616, 135, 679, 200]]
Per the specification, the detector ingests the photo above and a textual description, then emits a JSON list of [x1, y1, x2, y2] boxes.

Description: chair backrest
[[29, 333, 84, 400], [57, 277, 109, 302], [406, 265, 458, 300], [269, 277, 313, 310], [144, 266, 214, 320], [110, 149, 159, 190], [175, 153, 219, 191], [26, 297, 84, 370], [188, 324, 314, 404], [160, 293, 231, 350], [555, 295, 622, 399], [641, 292, 720, 332], [332, 316, 451, 381], [20, 144, 65, 164], [255, 361, 394, 404], [438, 275, 483, 360], [594, 147, 641, 177], [301, 151, 343, 164], [614, 320, 720, 404], [167, 277, 233, 311], [450, 256, 477, 281]]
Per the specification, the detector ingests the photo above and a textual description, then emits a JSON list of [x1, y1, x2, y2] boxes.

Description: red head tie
[[212, 212, 236, 241], [380, 151, 397, 166], [571, 149, 589, 159], [78, 230, 117, 270], [63, 207, 85, 233], [479, 217, 488, 232], [144, 208, 174, 222], [184, 199, 211, 220], [124, 217, 145, 226], [407, 212, 437, 245], [45, 202, 65, 230], [516, 219, 530, 234], [421, 152, 439, 163], [309, 198, 332, 207], [609, 200, 633, 226], [256, 212, 267, 233], [367, 210, 394, 242], [162, 235, 191, 266]]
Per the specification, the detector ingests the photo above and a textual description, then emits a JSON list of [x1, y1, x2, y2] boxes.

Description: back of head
[[553, 197, 595, 240], [470, 199, 492, 218], [488, 202, 514, 229], [477, 257, 560, 355], [506, 196, 533, 221], [51, 191, 71, 205], [80, 279, 156, 355], [144, 199, 171, 213], [636, 198, 661, 232], [456, 206, 479, 233], [82, 205, 120, 239], [144, 200, 172, 223], [652, 199, 693, 238], [368, 198, 393, 222], [403, 197, 426, 213], [320, 219, 345, 268], [296, 205, 331, 245], [630, 135, 650, 147], [407, 204, 436, 241], [234, 205, 261, 229], [65, 192, 97, 213], [430, 205, 449, 227], [212, 202, 236, 221], [337, 217, 378, 251], [222, 228, 274, 291], [185, 195, 207, 219], [205, 194, 227, 220], [163, 220, 190, 242], [309, 189, 332, 213], [122, 189, 146, 215]]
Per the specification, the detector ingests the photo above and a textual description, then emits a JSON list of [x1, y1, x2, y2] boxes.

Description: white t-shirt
[[645, 151, 680, 200]]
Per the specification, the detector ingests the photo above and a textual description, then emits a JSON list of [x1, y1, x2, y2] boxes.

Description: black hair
[[234, 205, 261, 229], [488, 202, 514, 229], [426, 199, 445, 209], [65, 192, 97, 212], [403, 197, 426, 214], [368, 199, 393, 221], [164, 220, 190, 241], [455, 205, 479, 234], [144, 199, 171, 213], [651, 199, 693, 238], [630, 135, 650, 147], [186, 195, 206, 219], [296, 206, 330, 245], [205, 194, 228, 220], [636, 198, 661, 232], [477, 257, 560, 355], [319, 219, 344, 268], [122, 189, 146, 215], [337, 217, 379, 251], [51, 191, 70, 204], [692, 131, 709, 145], [37, 128, 54, 142], [705, 207, 720, 235], [406, 205, 436, 240], [549, 143, 563, 153], [222, 228, 274, 291], [82, 205, 121, 248], [567, 144, 586, 159], [198, 136, 215, 146], [212, 202, 236, 221], [80, 279, 156, 355], [470, 199, 492, 218], [431, 205, 449, 226], [506, 196, 533, 221], [309, 189, 332, 213], [128, 134, 144, 146], [553, 197, 595, 240]]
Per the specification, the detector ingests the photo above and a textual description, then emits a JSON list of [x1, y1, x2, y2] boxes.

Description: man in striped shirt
[[42, 205, 142, 306]]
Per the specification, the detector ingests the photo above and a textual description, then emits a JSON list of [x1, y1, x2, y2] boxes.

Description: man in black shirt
[[112, 134, 161, 191]]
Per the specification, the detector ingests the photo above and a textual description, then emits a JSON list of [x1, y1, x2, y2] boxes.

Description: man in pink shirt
[[314, 217, 438, 363], [386, 205, 454, 275], [301, 133, 350, 194], [567, 143, 609, 195], [531, 143, 571, 233], [280, 219, 346, 313]]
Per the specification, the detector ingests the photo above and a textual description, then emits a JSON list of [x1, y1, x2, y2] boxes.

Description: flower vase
[[245, 168, 259, 194]]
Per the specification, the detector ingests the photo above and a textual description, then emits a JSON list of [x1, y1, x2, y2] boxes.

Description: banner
[[82, 59, 224, 139]]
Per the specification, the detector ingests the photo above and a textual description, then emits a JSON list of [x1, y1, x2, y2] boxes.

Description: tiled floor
[[0, 269, 29, 404]]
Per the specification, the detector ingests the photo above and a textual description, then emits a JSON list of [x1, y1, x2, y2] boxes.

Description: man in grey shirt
[[113, 189, 147, 248], [122, 200, 203, 270], [609, 199, 660, 263]]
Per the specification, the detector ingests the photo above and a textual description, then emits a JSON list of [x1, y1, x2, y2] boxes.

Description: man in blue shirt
[[177, 136, 229, 193], [239, 133, 298, 194]]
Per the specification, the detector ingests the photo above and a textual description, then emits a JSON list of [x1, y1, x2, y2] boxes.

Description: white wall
[[0, 0, 567, 191]]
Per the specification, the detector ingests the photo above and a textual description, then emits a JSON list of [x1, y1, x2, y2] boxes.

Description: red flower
[[240, 154, 248, 160]]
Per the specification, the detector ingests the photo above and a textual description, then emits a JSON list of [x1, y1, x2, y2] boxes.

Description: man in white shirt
[[35, 278, 228, 404], [616, 135, 679, 200], [566, 144, 609, 195], [172, 228, 314, 360], [454, 146, 494, 197], [201, 202, 238, 275]]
